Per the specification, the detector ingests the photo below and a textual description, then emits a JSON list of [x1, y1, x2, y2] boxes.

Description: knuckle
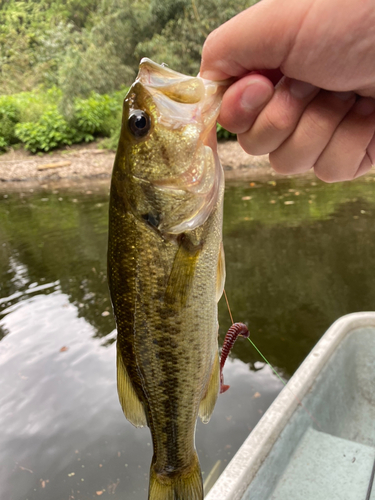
[[261, 107, 292, 134], [237, 132, 265, 156], [302, 111, 331, 140], [269, 151, 295, 174]]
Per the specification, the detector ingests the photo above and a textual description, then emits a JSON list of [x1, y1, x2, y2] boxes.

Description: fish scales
[[108, 58, 226, 500]]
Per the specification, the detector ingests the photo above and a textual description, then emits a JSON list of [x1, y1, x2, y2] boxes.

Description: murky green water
[[1, 174, 375, 499]]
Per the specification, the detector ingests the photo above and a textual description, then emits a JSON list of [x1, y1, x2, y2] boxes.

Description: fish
[[107, 58, 227, 500]]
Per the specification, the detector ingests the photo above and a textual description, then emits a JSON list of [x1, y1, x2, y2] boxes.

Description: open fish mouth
[[136, 58, 227, 136]]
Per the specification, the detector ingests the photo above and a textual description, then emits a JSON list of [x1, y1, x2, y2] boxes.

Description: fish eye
[[128, 110, 151, 138]]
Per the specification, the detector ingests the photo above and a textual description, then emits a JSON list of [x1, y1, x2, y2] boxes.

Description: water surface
[[1, 174, 375, 499]]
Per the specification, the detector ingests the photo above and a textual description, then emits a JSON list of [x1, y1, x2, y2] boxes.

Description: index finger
[[200, 0, 308, 81]]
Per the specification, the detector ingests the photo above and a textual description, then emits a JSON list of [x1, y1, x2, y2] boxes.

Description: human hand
[[200, 0, 375, 182]]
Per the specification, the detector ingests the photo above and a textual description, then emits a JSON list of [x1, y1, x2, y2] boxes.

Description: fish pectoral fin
[[199, 353, 220, 424], [117, 346, 147, 428], [164, 236, 201, 307], [216, 241, 226, 302]]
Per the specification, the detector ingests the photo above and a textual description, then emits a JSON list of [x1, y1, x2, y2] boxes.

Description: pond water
[[1, 173, 375, 500]]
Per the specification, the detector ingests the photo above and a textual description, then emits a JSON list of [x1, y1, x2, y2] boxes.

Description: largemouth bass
[[107, 58, 227, 500]]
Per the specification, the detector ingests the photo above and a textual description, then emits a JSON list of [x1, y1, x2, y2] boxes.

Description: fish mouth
[[138, 58, 205, 104], [136, 58, 227, 134]]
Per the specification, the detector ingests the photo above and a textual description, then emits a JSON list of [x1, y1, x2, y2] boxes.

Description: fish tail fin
[[148, 452, 203, 500]]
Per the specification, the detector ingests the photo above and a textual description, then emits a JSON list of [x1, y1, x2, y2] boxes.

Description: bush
[[12, 87, 63, 120], [0, 97, 20, 149], [15, 107, 82, 153], [0, 88, 66, 151], [10, 90, 126, 153], [99, 126, 121, 151], [217, 123, 236, 140], [73, 92, 123, 137]]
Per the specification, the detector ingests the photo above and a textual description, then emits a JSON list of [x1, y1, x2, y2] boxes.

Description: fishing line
[[222, 288, 322, 430], [247, 337, 290, 388], [246, 337, 322, 430], [223, 288, 234, 325]]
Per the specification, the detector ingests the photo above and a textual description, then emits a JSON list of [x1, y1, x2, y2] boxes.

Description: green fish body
[[107, 59, 226, 500]]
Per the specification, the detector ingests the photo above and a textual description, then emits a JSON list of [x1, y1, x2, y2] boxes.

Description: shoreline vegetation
[[4, 0, 367, 191], [0, 1, 265, 190], [0, 0, 257, 154]]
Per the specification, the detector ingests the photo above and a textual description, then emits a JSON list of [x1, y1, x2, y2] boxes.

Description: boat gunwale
[[205, 311, 375, 500]]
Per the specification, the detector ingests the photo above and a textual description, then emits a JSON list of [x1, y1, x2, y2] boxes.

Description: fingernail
[[289, 79, 317, 99], [240, 80, 272, 111], [355, 98, 375, 116], [333, 91, 355, 101]]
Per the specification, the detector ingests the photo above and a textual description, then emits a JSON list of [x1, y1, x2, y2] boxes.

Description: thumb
[[200, 0, 311, 81]]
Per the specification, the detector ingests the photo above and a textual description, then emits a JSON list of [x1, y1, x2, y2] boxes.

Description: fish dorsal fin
[[216, 242, 226, 302], [117, 346, 147, 428], [199, 353, 220, 424]]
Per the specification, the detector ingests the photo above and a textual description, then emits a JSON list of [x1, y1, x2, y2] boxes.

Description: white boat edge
[[205, 311, 375, 500]]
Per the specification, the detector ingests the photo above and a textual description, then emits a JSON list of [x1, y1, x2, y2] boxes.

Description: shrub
[[73, 92, 123, 137], [0, 96, 20, 149], [0, 136, 8, 149], [58, 41, 133, 106], [15, 107, 86, 153], [11, 90, 126, 153], [99, 126, 121, 151], [217, 123, 236, 140], [12, 88, 64, 124]]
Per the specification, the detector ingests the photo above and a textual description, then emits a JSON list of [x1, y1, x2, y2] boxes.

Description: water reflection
[[220, 176, 375, 376], [0, 174, 375, 499]]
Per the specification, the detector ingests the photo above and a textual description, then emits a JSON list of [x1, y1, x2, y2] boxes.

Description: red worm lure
[[220, 322, 250, 394]]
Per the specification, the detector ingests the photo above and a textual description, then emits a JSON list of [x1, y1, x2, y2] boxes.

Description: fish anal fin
[[216, 242, 226, 302], [199, 353, 220, 424], [117, 346, 147, 428]]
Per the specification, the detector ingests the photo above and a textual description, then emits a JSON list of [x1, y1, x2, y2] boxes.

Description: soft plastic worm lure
[[220, 322, 250, 393]]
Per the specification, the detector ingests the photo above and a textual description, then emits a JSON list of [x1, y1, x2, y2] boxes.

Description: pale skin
[[200, 0, 375, 182]]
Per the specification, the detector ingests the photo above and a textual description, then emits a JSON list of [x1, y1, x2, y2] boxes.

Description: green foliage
[[12, 87, 63, 123], [0, 88, 68, 151], [56, 0, 151, 103], [73, 90, 126, 137], [0, 1, 62, 93], [58, 39, 133, 104], [99, 126, 121, 151], [1, 89, 126, 152], [0, 96, 20, 148], [217, 123, 236, 140], [136, 0, 257, 76], [0, 0, 259, 152], [0, 0, 259, 97], [15, 107, 80, 153], [150, 0, 189, 29]]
